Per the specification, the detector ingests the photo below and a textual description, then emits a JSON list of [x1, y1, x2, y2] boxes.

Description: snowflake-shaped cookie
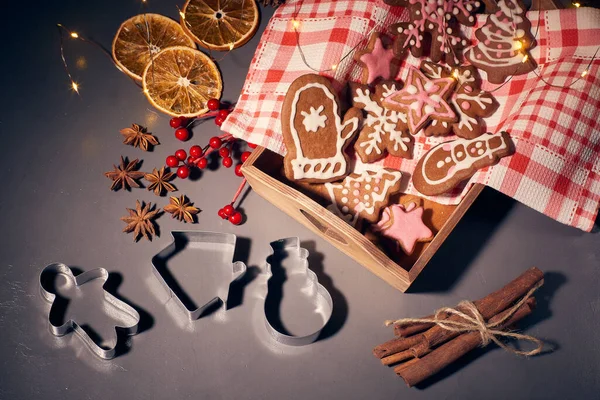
[[300, 105, 328, 133], [420, 61, 498, 139], [389, 0, 482, 66], [350, 81, 413, 163]]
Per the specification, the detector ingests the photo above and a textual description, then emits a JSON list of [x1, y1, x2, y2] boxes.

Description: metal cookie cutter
[[264, 237, 333, 346], [151, 231, 247, 320], [39, 263, 140, 360]]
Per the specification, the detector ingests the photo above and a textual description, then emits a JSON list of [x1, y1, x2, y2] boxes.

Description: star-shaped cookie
[[350, 80, 413, 163], [375, 202, 433, 255], [354, 32, 397, 85], [420, 61, 498, 139], [383, 67, 456, 136]]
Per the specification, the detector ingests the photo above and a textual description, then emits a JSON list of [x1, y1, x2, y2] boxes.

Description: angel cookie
[[282, 74, 362, 183], [350, 81, 413, 163], [374, 202, 433, 255], [420, 61, 498, 139], [323, 168, 403, 226], [383, 67, 456, 136], [354, 33, 397, 85], [413, 132, 514, 196]]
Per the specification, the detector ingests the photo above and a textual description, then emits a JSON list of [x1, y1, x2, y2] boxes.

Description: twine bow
[[385, 282, 544, 356]]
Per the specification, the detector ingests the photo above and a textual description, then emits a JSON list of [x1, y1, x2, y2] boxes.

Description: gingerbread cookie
[[350, 81, 413, 163], [281, 74, 362, 183], [413, 131, 514, 196], [374, 202, 433, 255], [323, 168, 403, 226], [383, 67, 456, 136], [354, 32, 397, 85], [390, 0, 482, 66], [421, 61, 498, 139], [465, 0, 535, 84]]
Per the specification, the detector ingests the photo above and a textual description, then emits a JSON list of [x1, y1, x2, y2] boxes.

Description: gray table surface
[[1, 1, 598, 399]]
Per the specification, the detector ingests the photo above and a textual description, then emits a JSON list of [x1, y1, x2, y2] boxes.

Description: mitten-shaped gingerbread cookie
[[282, 74, 362, 183], [413, 132, 514, 195]]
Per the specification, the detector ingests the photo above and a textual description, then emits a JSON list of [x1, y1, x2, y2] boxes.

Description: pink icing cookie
[[374, 202, 433, 255], [354, 32, 397, 85]]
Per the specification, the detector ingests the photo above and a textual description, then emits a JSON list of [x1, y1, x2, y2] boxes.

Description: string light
[[581, 69, 588, 77], [292, 20, 300, 29], [513, 40, 523, 50], [573, 2, 581, 7], [331, 64, 338, 71], [71, 82, 80, 93], [452, 69, 459, 79], [521, 54, 529, 63], [70, 32, 79, 38], [179, 11, 185, 19], [228, 43, 234, 51]]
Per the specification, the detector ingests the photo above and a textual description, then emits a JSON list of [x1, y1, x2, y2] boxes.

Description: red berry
[[229, 212, 242, 225], [196, 157, 208, 169], [189, 145, 202, 158], [234, 164, 243, 177], [223, 204, 235, 216], [170, 117, 183, 128], [222, 156, 233, 168], [215, 116, 225, 127], [218, 208, 228, 219], [207, 98, 220, 111], [175, 127, 190, 141], [248, 142, 258, 149], [241, 151, 251, 162], [177, 165, 190, 179], [187, 156, 195, 164], [218, 109, 230, 119], [209, 136, 222, 149], [219, 147, 230, 157], [175, 149, 187, 161], [166, 155, 179, 168]]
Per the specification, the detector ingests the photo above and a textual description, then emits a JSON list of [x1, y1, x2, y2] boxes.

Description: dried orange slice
[[181, 0, 259, 51], [112, 14, 196, 81], [142, 46, 222, 117]]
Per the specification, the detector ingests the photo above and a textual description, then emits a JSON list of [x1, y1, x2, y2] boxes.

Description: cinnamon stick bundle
[[373, 267, 543, 359], [373, 267, 545, 387]]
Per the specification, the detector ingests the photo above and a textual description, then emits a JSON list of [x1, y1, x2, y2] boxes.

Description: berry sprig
[[218, 178, 248, 225], [168, 98, 233, 142]]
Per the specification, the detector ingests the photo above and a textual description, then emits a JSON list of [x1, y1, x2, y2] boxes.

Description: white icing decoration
[[466, 0, 528, 69], [420, 134, 509, 186], [353, 87, 410, 156], [324, 169, 402, 226], [406, 85, 418, 95], [436, 160, 445, 168], [456, 151, 464, 157], [341, 197, 348, 203], [300, 105, 327, 133], [288, 82, 359, 180], [424, 105, 435, 114]]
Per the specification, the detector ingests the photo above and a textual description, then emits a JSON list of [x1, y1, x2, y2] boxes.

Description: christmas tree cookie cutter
[[151, 231, 247, 320], [39, 263, 141, 360], [264, 237, 333, 346]]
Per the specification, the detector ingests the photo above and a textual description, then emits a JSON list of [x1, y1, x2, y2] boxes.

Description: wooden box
[[242, 147, 483, 292]]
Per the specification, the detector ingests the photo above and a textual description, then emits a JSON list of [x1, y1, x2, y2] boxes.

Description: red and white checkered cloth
[[221, 0, 600, 231]]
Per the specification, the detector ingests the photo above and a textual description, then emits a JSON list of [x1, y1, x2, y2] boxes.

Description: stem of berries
[[164, 98, 257, 226]]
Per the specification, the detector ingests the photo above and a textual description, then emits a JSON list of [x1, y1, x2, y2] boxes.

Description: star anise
[[144, 167, 177, 196], [163, 195, 200, 223], [104, 156, 145, 191], [121, 200, 160, 241], [120, 124, 159, 151]]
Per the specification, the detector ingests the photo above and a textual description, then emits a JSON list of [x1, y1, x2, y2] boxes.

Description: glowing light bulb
[[514, 40, 523, 50], [573, 2, 581, 7], [70, 32, 79, 38], [452, 69, 459, 79], [521, 54, 529, 63], [581, 69, 588, 77], [228, 43, 234, 51], [179, 11, 185, 19], [71, 82, 79, 93], [292, 20, 300, 29], [331, 64, 338, 71]]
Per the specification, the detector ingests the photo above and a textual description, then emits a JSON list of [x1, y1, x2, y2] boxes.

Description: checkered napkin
[[221, 1, 600, 232]]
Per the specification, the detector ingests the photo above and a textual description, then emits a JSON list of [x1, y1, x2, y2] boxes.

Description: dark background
[[0, 1, 598, 399]]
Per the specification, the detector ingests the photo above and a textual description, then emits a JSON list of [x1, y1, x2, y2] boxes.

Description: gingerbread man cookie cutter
[[39, 263, 141, 360], [151, 231, 247, 320], [264, 237, 333, 346]]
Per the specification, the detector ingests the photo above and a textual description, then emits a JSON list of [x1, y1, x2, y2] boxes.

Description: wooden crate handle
[[298, 208, 350, 246]]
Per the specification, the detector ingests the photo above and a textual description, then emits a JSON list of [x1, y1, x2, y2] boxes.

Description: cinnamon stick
[[395, 297, 536, 387], [373, 267, 543, 359], [394, 317, 435, 337]]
